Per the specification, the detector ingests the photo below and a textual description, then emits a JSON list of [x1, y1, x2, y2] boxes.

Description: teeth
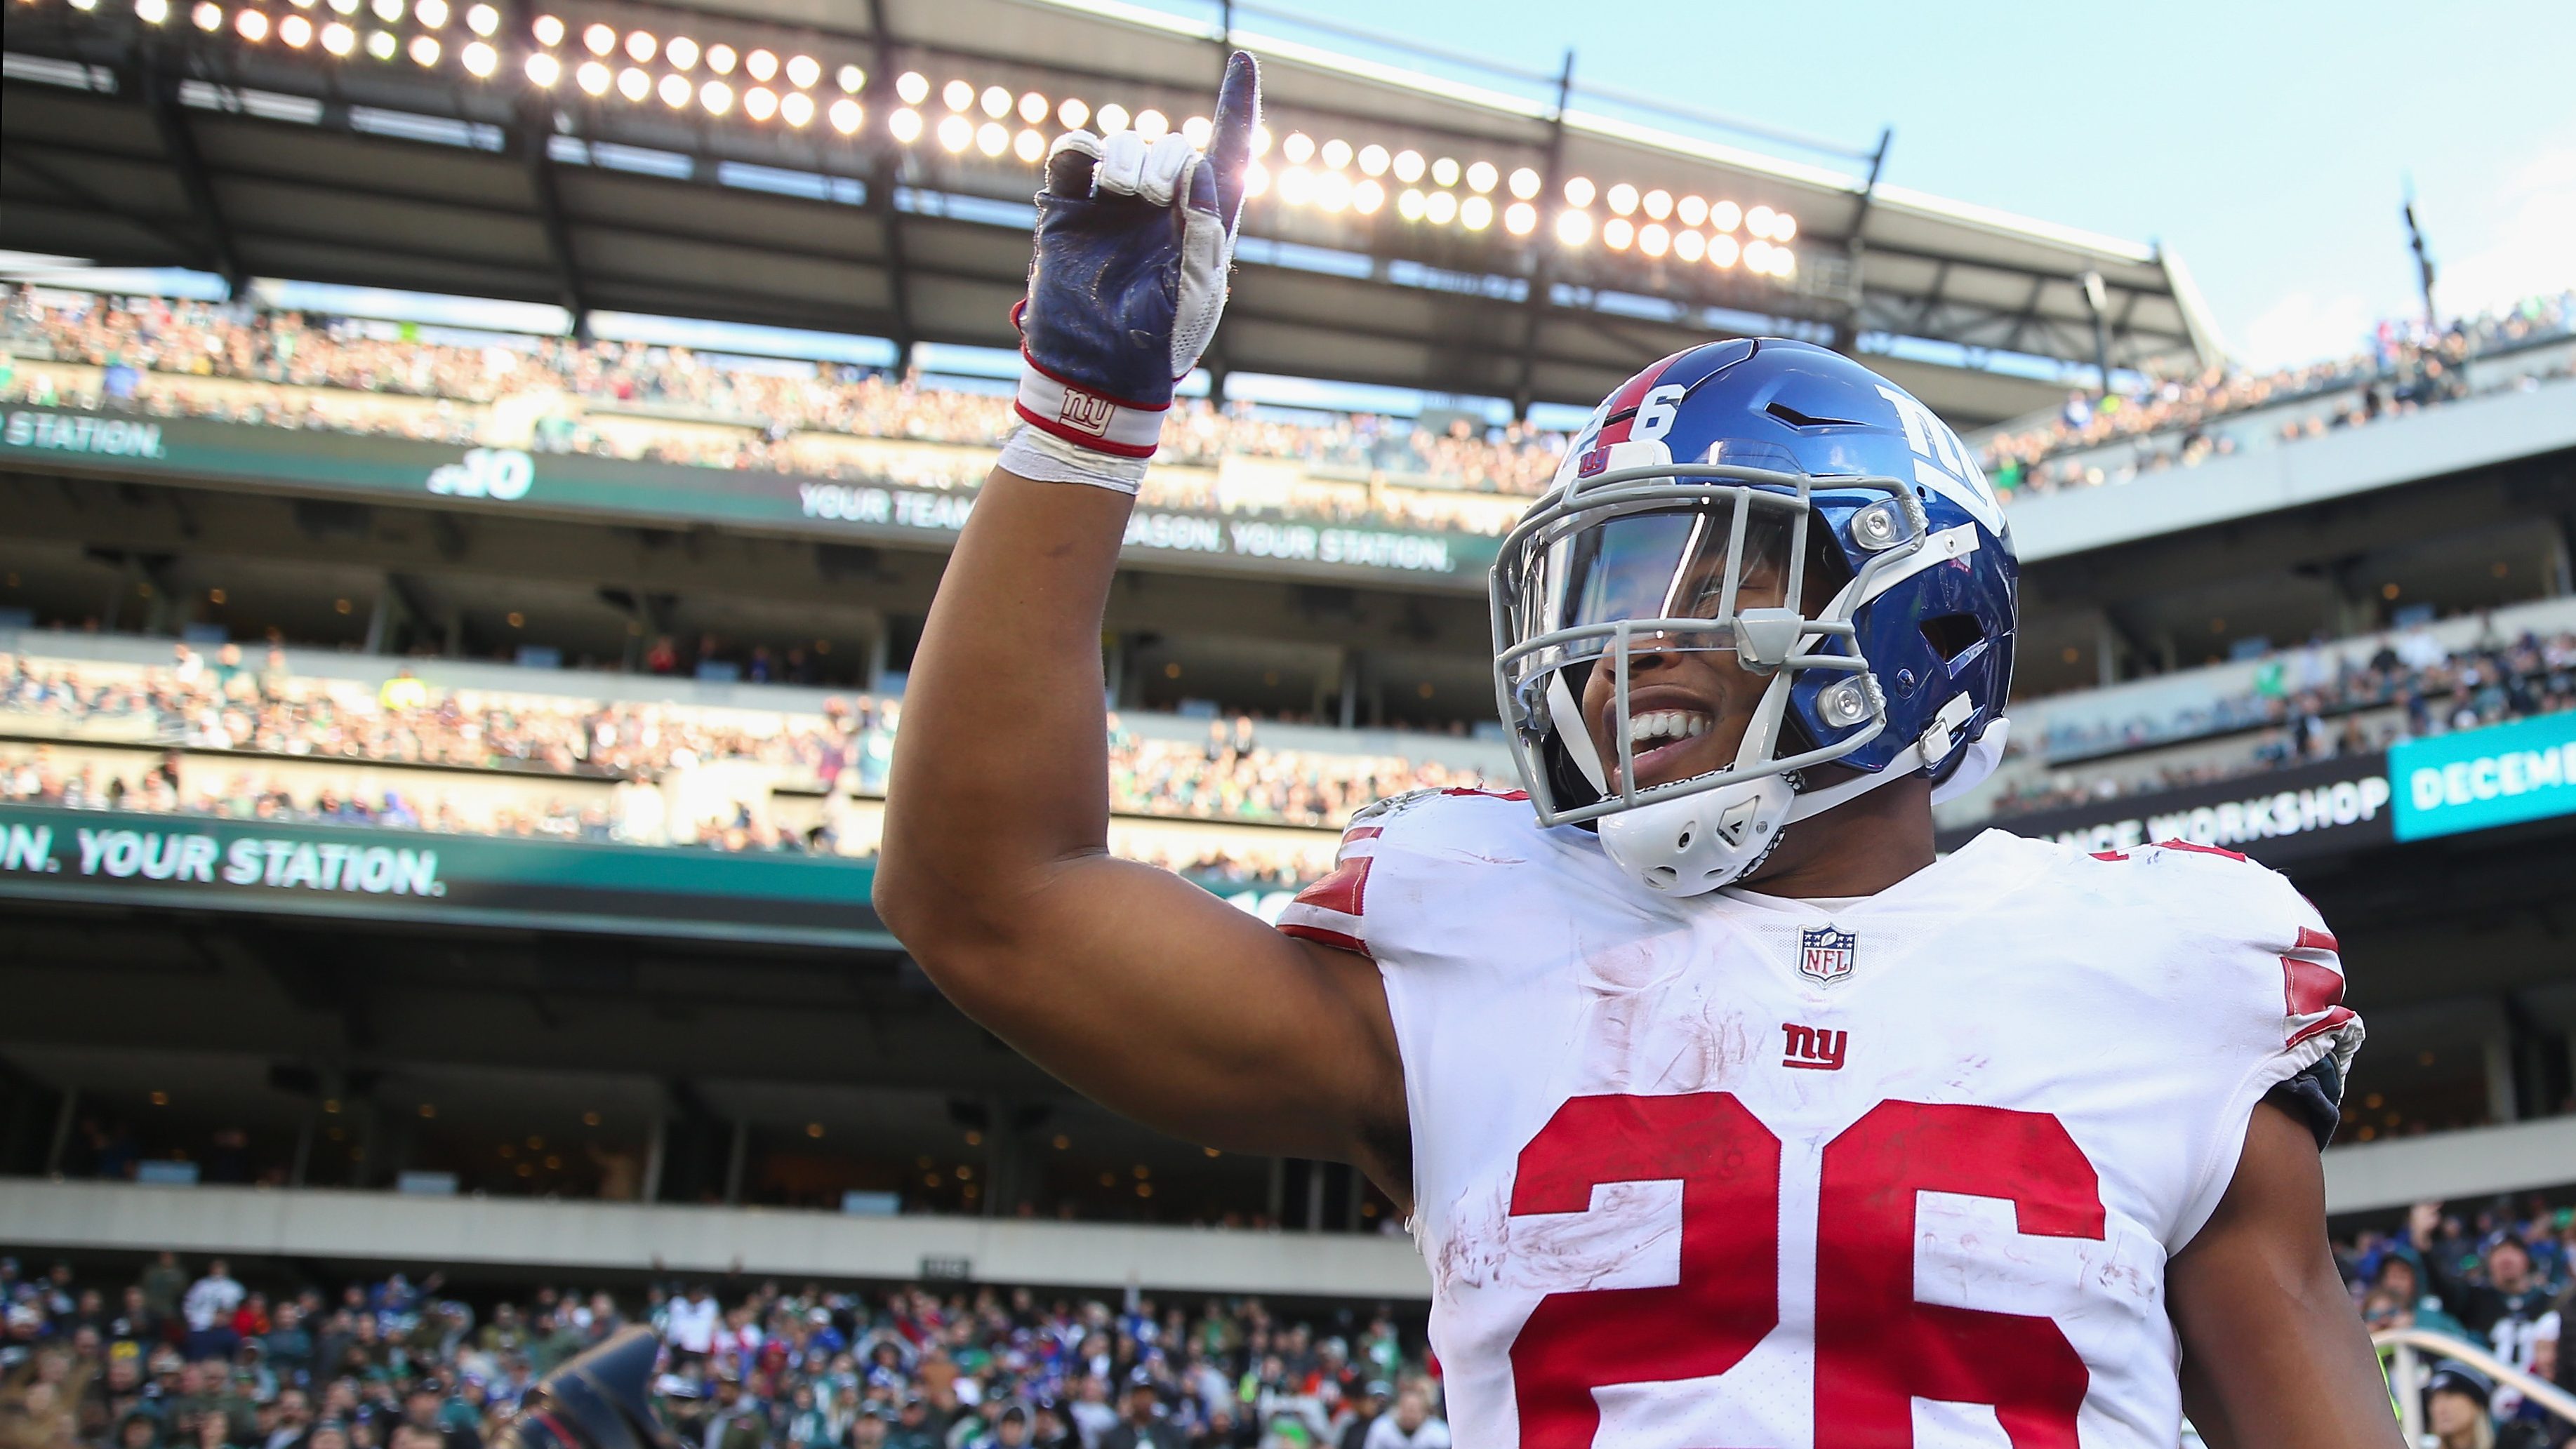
[[1626, 710, 1711, 748]]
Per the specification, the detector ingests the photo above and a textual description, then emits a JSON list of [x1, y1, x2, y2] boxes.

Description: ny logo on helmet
[[1799, 926, 1858, 985]]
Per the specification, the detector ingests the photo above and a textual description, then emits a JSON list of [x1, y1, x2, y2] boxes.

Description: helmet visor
[[1517, 500, 1801, 678]]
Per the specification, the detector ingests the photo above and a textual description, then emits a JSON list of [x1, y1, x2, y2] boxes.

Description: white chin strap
[[1576, 687, 2009, 897]]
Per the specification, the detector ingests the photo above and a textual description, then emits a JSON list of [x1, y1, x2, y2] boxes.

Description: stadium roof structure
[[0, 0, 2224, 425]]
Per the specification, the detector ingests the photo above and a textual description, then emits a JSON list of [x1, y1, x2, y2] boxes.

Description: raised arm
[[871, 55, 1409, 1194], [2168, 1101, 2403, 1448]]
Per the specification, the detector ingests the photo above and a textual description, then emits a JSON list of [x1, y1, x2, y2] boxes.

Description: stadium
[[0, 0, 2570, 1441]]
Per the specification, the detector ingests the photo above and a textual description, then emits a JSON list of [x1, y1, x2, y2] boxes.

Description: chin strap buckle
[[1917, 690, 1976, 766]]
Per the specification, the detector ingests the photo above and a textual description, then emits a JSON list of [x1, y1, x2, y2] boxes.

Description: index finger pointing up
[[1207, 51, 1261, 235]]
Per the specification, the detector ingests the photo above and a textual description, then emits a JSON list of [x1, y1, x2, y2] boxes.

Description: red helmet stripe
[[1589, 349, 1697, 447]]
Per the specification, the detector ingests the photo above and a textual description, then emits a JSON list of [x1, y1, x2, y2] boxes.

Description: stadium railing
[[2378, 1328, 2576, 1441]]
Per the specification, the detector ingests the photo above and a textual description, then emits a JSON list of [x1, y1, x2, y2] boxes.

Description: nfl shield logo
[[1799, 926, 1857, 985]]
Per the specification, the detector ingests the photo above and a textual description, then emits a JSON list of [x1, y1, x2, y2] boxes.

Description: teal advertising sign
[[2389, 713, 2576, 842], [0, 407, 1501, 587], [0, 804, 891, 948]]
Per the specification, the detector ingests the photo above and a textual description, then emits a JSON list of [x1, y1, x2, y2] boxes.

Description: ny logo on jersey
[[1798, 925, 1858, 984], [1781, 1022, 1847, 1071]]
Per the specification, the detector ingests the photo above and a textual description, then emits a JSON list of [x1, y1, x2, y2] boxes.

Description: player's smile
[[1581, 659, 1751, 792]]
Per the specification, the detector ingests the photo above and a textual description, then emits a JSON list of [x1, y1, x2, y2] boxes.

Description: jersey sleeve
[[1273, 820, 1383, 957], [2142, 840, 2367, 1248]]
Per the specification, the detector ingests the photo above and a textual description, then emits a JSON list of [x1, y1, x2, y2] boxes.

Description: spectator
[[1334, 1384, 1388, 1449], [2424, 1364, 2495, 1449], [1356, 1387, 1445, 1449], [180, 1261, 246, 1363], [1098, 1373, 1181, 1449]]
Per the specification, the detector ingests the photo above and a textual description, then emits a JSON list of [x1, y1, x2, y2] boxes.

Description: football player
[[876, 53, 2400, 1446]]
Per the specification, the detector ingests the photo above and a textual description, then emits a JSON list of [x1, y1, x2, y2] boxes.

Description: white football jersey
[[1277, 789, 2364, 1448]]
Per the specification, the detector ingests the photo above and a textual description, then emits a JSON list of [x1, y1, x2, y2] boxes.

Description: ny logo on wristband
[[1056, 388, 1117, 438]]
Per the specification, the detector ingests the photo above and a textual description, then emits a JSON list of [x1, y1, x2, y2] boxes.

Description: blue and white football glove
[[998, 51, 1260, 493]]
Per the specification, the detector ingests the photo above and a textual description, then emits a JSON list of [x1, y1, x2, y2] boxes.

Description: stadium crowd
[[0, 646, 1476, 859], [1980, 291, 2575, 498], [8, 1197, 2574, 1449], [0, 288, 1560, 538], [0, 1256, 1449, 1449], [13, 284, 2570, 536], [1986, 622, 2576, 820]]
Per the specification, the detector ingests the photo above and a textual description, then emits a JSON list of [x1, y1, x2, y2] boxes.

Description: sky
[[1146, 0, 2574, 370]]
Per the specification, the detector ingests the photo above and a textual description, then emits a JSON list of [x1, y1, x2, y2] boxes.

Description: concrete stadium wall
[[0, 1180, 1435, 1299], [5, 1116, 2563, 1285]]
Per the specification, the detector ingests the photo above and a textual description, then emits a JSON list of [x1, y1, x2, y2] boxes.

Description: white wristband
[[997, 423, 1150, 495]]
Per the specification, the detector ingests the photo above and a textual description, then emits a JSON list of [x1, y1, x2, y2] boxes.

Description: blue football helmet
[[1489, 338, 2019, 895]]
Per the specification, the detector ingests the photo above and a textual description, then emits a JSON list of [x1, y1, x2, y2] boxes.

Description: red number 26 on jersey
[[1508, 1093, 2104, 1448]]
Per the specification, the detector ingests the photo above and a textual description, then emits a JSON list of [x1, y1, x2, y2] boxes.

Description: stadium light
[[1605, 183, 1637, 217], [976, 86, 1007, 119], [371, 0, 397, 20], [658, 72, 689, 107], [616, 66, 647, 100], [743, 84, 775, 119], [785, 54, 819, 89], [463, 3, 493, 34], [623, 30, 653, 62], [1424, 190, 1457, 225], [1016, 91, 1044, 123], [461, 39, 496, 75], [1772, 246, 1797, 277], [523, 51, 557, 85], [409, 33, 439, 65], [781, 91, 814, 126], [1642, 189, 1672, 220], [1503, 200, 1536, 236], [1508, 166, 1539, 200], [415, 0, 447, 28], [1556, 208, 1591, 246], [1277, 166, 1312, 206], [1678, 194, 1707, 227], [135, 0, 169, 24], [1744, 237, 1774, 270], [1430, 156, 1459, 187], [531, 13, 561, 46], [830, 98, 863, 134], [580, 22, 609, 54], [1460, 195, 1492, 230], [1394, 187, 1423, 221], [1282, 132, 1314, 164], [1353, 178, 1384, 214], [977, 120, 1007, 156], [1710, 199, 1742, 233], [942, 79, 972, 112], [366, 28, 394, 57], [575, 60, 608, 93], [279, 14, 311, 46], [235, 8, 267, 40], [1058, 98, 1087, 128], [699, 79, 731, 114], [191, 3, 220, 31], [1183, 115, 1211, 148], [1562, 176, 1594, 207], [1746, 204, 1777, 239], [1673, 229, 1705, 262], [1314, 171, 1350, 213], [321, 19, 353, 51], [330, 0, 358, 16], [889, 107, 921, 142], [1095, 102, 1128, 132], [1357, 144, 1388, 177], [1774, 214, 1797, 241], [1135, 108, 1168, 138], [895, 70, 927, 104], [1320, 138, 1352, 170], [740, 48, 772, 80], [1466, 161, 1497, 194], [1602, 217, 1633, 250], [936, 113, 971, 151], [1639, 222, 1668, 256], [665, 35, 696, 69], [1708, 233, 1740, 268], [1242, 160, 1269, 196], [704, 45, 733, 74], [1014, 127, 1043, 162]]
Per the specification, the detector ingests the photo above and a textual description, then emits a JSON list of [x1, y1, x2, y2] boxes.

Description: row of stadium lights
[[91, 0, 1801, 273]]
